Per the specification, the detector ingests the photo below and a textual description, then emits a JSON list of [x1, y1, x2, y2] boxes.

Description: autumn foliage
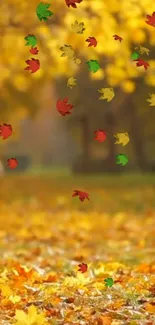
[[0, 176, 154, 325]]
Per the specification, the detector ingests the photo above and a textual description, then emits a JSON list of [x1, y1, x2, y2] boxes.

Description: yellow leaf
[[114, 132, 130, 146], [93, 281, 106, 290], [63, 273, 90, 288], [135, 45, 150, 55], [147, 93, 155, 106], [98, 87, 115, 102], [71, 20, 85, 34], [0, 284, 12, 297], [14, 305, 47, 325], [9, 295, 21, 304], [74, 58, 81, 65], [67, 77, 77, 89], [60, 45, 75, 58], [0, 268, 8, 279]]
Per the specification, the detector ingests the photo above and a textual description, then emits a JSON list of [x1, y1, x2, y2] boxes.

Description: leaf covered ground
[[0, 174, 155, 325]]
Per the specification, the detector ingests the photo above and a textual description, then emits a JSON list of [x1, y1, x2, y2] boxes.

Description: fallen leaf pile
[[0, 176, 154, 325]]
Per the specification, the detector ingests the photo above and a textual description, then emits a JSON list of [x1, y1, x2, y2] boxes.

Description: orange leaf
[[97, 316, 112, 325], [144, 303, 155, 313]]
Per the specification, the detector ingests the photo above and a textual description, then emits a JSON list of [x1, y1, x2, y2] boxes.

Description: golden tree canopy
[[0, 0, 155, 120]]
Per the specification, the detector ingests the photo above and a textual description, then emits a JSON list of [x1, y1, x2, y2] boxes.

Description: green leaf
[[24, 34, 37, 48], [104, 277, 114, 287], [36, 2, 53, 22], [86, 60, 100, 73], [131, 52, 140, 60], [115, 154, 128, 166]]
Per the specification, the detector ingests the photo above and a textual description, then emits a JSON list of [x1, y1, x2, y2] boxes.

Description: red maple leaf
[[25, 58, 40, 73], [78, 263, 88, 273], [72, 190, 90, 202], [0, 123, 13, 140], [7, 158, 18, 169], [29, 47, 39, 55], [94, 129, 107, 142], [113, 34, 123, 42], [56, 98, 73, 116], [86, 37, 97, 47], [146, 12, 155, 27], [133, 58, 150, 70], [65, 0, 82, 8]]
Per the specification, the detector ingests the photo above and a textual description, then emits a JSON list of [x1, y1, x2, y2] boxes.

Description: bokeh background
[[0, 5, 155, 323], [0, 0, 155, 176]]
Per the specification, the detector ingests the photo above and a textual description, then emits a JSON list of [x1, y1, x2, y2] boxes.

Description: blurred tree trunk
[[105, 111, 116, 167], [80, 115, 91, 161], [127, 98, 148, 170]]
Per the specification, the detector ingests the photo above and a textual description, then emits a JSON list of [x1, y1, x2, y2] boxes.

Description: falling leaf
[[67, 77, 77, 89], [0, 123, 13, 140], [145, 12, 155, 27], [86, 60, 100, 73], [72, 190, 90, 202], [14, 304, 47, 325], [74, 58, 81, 64], [94, 130, 107, 142], [60, 45, 75, 58], [133, 58, 150, 70], [71, 20, 85, 34], [147, 93, 155, 106], [78, 263, 88, 273], [25, 58, 40, 73], [113, 35, 123, 42], [135, 46, 150, 55], [29, 47, 39, 55], [115, 154, 128, 166], [131, 52, 140, 60], [65, 0, 83, 8], [36, 2, 53, 21], [25, 34, 37, 48], [7, 158, 18, 169], [56, 98, 73, 116], [86, 37, 97, 47], [114, 132, 130, 146], [98, 87, 115, 102], [104, 277, 114, 287]]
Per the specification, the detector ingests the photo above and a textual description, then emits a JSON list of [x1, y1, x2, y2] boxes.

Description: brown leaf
[[65, 297, 75, 303]]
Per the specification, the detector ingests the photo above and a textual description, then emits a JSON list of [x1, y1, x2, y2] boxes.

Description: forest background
[[1, 0, 155, 174]]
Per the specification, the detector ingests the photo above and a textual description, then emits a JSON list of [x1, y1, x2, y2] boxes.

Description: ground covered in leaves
[[0, 174, 155, 325]]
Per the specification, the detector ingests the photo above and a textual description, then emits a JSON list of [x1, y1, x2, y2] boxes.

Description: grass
[[4, 165, 155, 187]]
